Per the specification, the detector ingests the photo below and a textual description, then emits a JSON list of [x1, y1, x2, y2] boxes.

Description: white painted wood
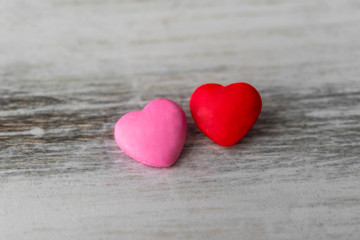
[[1, 0, 360, 239]]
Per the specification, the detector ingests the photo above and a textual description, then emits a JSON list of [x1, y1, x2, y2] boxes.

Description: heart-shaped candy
[[114, 98, 187, 167], [190, 82, 262, 147]]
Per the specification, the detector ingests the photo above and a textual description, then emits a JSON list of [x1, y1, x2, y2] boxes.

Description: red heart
[[190, 82, 262, 147]]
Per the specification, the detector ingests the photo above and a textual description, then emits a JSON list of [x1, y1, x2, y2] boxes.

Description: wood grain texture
[[1, 0, 360, 239]]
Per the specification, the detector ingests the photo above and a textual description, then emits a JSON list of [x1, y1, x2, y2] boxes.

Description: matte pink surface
[[114, 99, 187, 167]]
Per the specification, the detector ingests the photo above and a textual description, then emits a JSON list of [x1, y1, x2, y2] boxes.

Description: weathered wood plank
[[1, 0, 360, 239]]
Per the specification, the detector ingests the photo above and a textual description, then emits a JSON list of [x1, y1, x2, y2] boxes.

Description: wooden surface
[[1, 0, 360, 239]]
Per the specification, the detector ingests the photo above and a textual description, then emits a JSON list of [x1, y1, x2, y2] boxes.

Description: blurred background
[[1, 0, 359, 88]]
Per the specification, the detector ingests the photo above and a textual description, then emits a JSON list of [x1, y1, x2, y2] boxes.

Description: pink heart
[[114, 99, 187, 167]]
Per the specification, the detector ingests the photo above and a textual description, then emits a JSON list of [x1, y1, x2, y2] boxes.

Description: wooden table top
[[1, 0, 360, 239]]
